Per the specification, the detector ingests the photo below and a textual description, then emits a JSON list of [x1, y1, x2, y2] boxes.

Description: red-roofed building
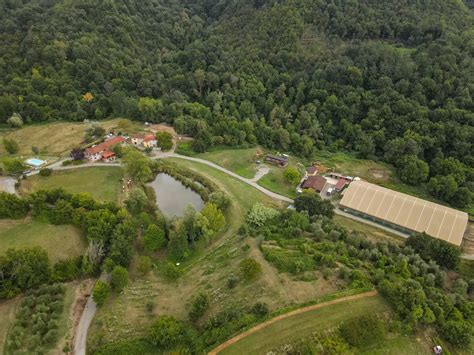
[[101, 150, 116, 162], [306, 166, 318, 177], [143, 134, 157, 148], [301, 175, 327, 193], [334, 178, 349, 192], [131, 134, 144, 146], [85, 136, 125, 161]]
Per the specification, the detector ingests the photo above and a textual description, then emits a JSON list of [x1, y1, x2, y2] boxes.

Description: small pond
[[148, 173, 204, 218]]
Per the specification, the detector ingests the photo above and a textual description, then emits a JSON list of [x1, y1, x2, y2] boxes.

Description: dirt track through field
[[208, 290, 378, 355]]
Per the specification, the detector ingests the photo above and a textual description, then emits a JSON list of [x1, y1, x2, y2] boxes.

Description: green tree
[[3, 138, 20, 154], [125, 188, 148, 214], [7, 113, 23, 128], [137, 255, 153, 275], [2, 157, 26, 174], [167, 220, 189, 261], [122, 149, 152, 183], [188, 292, 209, 321], [143, 224, 166, 252], [110, 266, 128, 292], [397, 155, 429, 185], [340, 314, 385, 347], [199, 203, 225, 233], [92, 281, 110, 307], [156, 131, 173, 151], [294, 191, 334, 218], [148, 315, 187, 349], [246, 203, 279, 227], [283, 167, 301, 184]]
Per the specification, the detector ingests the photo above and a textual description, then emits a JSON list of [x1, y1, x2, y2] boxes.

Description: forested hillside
[[0, 0, 473, 208]]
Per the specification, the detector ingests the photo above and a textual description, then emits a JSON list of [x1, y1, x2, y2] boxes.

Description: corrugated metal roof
[[339, 180, 468, 246]]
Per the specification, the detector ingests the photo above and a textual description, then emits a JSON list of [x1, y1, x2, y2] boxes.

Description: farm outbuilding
[[339, 180, 468, 246]]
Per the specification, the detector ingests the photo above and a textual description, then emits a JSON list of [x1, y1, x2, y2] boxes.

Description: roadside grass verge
[[0, 218, 86, 263], [333, 214, 405, 244], [0, 298, 18, 354], [20, 166, 123, 203]]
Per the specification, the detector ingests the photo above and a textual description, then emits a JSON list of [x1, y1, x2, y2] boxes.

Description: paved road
[[208, 290, 378, 354], [74, 295, 97, 355]]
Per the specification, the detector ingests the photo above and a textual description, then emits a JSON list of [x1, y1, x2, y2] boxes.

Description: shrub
[[92, 281, 111, 307], [283, 167, 301, 184], [227, 274, 239, 289], [340, 314, 385, 348], [162, 262, 182, 280], [148, 315, 187, 349], [145, 301, 156, 314], [110, 266, 128, 292], [251, 302, 268, 317], [239, 258, 262, 281], [189, 292, 210, 321], [3, 138, 20, 154], [439, 320, 472, 348], [137, 256, 153, 275], [246, 203, 279, 227], [39, 168, 52, 177], [0, 192, 30, 218]]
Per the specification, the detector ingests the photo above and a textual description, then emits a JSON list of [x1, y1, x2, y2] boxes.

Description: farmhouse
[[339, 180, 468, 246], [265, 154, 288, 167], [131, 134, 144, 146], [85, 136, 125, 161], [143, 134, 157, 148], [101, 150, 116, 162], [301, 175, 327, 193]]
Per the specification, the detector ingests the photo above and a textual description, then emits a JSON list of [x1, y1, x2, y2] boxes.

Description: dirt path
[[208, 290, 378, 355]]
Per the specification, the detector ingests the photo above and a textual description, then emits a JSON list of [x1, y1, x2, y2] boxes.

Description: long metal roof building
[[339, 180, 468, 246]]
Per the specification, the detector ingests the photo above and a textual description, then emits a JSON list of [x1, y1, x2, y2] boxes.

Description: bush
[[92, 281, 111, 307], [39, 168, 52, 176], [145, 301, 156, 314], [148, 315, 187, 349], [162, 262, 182, 280], [0, 192, 30, 219], [227, 274, 239, 289], [110, 266, 128, 292], [3, 138, 20, 154], [250, 302, 268, 317], [137, 256, 152, 275], [340, 314, 385, 348], [239, 258, 262, 281], [439, 320, 472, 348], [189, 292, 209, 321]]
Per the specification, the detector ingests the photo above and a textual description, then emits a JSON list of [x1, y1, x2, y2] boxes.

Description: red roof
[[144, 134, 156, 142], [132, 134, 144, 139], [335, 178, 348, 190], [302, 175, 327, 192], [101, 150, 115, 159], [306, 166, 317, 174], [85, 136, 125, 155]]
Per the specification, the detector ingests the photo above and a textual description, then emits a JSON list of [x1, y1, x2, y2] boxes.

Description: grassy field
[[220, 294, 428, 355], [0, 118, 144, 157], [257, 158, 301, 198], [0, 298, 18, 354], [20, 166, 123, 203], [0, 218, 86, 262], [193, 147, 261, 179]]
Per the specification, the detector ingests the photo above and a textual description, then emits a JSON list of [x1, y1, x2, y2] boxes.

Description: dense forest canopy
[[0, 0, 473, 208]]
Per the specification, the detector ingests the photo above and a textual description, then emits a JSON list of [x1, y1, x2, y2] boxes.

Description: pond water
[[148, 173, 204, 218]]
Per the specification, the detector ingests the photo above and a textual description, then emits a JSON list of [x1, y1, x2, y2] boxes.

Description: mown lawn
[[0, 218, 86, 263], [220, 294, 428, 355], [20, 167, 123, 203]]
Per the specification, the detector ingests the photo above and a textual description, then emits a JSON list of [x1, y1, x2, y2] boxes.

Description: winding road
[[30, 150, 469, 354]]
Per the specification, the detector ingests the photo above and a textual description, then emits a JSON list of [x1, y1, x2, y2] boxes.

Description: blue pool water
[[25, 158, 46, 167]]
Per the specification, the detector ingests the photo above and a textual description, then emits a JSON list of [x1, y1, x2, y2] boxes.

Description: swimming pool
[[25, 158, 46, 167]]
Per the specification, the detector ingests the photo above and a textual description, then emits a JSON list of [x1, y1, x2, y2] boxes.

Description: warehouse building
[[339, 180, 468, 246]]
